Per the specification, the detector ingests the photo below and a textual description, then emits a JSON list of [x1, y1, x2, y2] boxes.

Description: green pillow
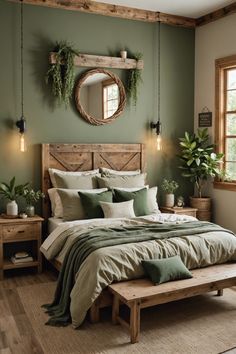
[[78, 190, 113, 219], [113, 188, 150, 216], [142, 256, 192, 285]]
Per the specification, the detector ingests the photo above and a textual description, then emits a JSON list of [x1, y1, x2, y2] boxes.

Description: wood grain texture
[[0, 271, 56, 354], [109, 263, 236, 343], [197, 2, 236, 26], [49, 52, 144, 70], [8, 0, 196, 28], [0, 217, 43, 280], [41, 143, 145, 219]]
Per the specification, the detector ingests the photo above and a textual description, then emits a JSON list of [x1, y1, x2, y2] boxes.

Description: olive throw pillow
[[142, 255, 192, 285], [78, 190, 113, 219], [113, 188, 150, 216]]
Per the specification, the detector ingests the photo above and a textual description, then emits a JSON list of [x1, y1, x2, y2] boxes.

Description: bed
[[40, 143, 236, 331]]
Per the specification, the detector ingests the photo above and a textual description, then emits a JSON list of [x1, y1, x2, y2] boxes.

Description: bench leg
[[112, 295, 119, 324], [217, 289, 224, 296], [130, 301, 140, 344], [90, 302, 100, 323]]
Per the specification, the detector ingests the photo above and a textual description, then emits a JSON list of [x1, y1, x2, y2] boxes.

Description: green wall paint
[[0, 0, 195, 211]]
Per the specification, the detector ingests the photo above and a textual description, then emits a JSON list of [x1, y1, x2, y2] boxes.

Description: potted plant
[[0, 177, 28, 216], [22, 188, 45, 217], [178, 128, 223, 220], [127, 52, 143, 106], [161, 179, 179, 207], [46, 41, 79, 107]]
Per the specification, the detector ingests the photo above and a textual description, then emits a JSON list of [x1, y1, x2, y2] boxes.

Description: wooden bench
[[108, 263, 236, 343]]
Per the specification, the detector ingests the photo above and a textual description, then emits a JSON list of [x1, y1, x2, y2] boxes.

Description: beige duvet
[[40, 214, 236, 327]]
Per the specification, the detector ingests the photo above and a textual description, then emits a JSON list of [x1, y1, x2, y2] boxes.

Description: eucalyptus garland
[[46, 41, 79, 107], [127, 52, 143, 106]]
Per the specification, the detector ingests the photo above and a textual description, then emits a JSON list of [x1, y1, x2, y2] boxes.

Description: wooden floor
[[1, 269, 236, 354], [0, 269, 57, 354]]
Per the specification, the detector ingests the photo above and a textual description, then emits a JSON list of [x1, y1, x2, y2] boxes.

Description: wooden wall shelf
[[49, 52, 144, 70]]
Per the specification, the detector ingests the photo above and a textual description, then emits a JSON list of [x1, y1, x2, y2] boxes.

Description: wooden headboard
[[42, 143, 145, 219]]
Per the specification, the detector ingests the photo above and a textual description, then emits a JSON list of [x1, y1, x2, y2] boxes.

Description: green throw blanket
[[43, 221, 233, 326]]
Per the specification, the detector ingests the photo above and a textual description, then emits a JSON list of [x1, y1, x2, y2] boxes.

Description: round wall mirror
[[75, 68, 126, 126]]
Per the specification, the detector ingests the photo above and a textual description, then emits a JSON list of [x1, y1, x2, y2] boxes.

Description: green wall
[[0, 0, 195, 211]]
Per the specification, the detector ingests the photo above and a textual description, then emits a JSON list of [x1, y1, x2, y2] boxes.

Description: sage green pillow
[[78, 190, 113, 219], [142, 256, 192, 285], [57, 188, 108, 221], [96, 173, 146, 189], [54, 173, 98, 189], [113, 188, 150, 216]]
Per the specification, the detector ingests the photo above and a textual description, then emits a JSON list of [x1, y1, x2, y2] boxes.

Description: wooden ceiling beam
[[196, 2, 236, 26], [9, 0, 236, 28], [8, 0, 196, 28]]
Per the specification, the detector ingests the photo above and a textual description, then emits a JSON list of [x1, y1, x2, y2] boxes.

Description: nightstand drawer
[[2, 223, 38, 241]]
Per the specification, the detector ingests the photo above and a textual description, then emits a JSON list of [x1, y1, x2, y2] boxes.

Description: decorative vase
[[120, 50, 127, 59], [6, 200, 18, 216], [165, 194, 175, 208], [25, 205, 35, 217]]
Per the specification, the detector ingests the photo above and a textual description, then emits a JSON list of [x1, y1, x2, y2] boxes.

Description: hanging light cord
[[20, 0, 24, 118], [157, 16, 160, 123]]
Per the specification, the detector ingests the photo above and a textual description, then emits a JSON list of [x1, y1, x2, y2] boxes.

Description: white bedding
[[48, 217, 64, 234]]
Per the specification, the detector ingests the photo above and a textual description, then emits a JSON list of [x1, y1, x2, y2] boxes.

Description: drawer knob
[[18, 230, 25, 234]]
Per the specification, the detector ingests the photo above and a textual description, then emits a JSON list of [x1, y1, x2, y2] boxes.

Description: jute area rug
[[17, 282, 236, 354]]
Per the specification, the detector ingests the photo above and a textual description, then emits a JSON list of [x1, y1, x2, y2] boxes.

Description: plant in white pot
[[0, 177, 28, 216], [22, 188, 45, 217], [161, 179, 179, 208], [178, 128, 223, 220]]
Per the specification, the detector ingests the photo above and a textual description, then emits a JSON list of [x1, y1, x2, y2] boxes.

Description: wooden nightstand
[[160, 207, 198, 218], [0, 215, 44, 280]]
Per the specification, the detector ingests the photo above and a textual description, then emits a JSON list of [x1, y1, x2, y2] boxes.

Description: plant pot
[[165, 194, 175, 208], [190, 196, 211, 221], [25, 205, 35, 217], [120, 50, 127, 59], [6, 200, 18, 216]]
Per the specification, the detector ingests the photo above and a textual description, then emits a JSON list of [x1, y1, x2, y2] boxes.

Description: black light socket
[[16, 116, 26, 133], [150, 121, 161, 135]]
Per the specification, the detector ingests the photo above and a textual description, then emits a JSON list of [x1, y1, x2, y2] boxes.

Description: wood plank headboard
[[41, 143, 145, 219]]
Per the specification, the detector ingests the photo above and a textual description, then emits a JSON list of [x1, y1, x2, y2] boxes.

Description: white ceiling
[[94, 0, 235, 18]]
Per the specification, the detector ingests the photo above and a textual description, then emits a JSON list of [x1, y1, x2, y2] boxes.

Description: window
[[215, 55, 236, 191], [103, 79, 119, 119]]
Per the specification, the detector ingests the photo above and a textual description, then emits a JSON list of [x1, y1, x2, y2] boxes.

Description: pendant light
[[16, 0, 26, 152], [151, 16, 162, 151]]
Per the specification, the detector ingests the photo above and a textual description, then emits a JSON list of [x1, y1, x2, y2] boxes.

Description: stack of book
[[11, 251, 33, 264]]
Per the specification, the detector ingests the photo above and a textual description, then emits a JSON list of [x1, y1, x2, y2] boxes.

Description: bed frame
[[41, 143, 236, 330], [41, 143, 146, 321]]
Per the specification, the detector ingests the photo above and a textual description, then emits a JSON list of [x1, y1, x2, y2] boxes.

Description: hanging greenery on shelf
[[46, 41, 79, 107], [127, 52, 143, 106]]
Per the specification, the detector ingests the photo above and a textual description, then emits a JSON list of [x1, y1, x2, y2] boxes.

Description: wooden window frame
[[214, 55, 236, 191], [102, 79, 119, 119]]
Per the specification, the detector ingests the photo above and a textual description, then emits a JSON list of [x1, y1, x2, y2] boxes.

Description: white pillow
[[49, 168, 99, 188], [100, 167, 141, 176], [146, 187, 160, 214], [114, 185, 149, 192], [113, 186, 160, 214], [100, 200, 135, 219]]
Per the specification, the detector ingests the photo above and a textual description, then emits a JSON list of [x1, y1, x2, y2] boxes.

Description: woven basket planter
[[190, 197, 211, 221]]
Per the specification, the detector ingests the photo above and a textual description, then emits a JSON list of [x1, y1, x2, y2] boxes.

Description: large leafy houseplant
[[179, 128, 223, 198], [46, 41, 79, 107]]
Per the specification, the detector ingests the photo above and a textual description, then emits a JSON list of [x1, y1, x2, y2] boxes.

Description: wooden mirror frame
[[74, 68, 126, 126]]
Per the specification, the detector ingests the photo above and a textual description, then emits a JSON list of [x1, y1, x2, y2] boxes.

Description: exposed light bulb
[[156, 134, 162, 151], [19, 133, 26, 152]]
